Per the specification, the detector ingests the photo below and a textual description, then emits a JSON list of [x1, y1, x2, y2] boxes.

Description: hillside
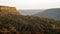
[[0, 14, 60, 34], [0, 6, 60, 34], [33, 8, 60, 20]]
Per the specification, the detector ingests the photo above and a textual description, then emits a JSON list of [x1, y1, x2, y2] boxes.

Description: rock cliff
[[0, 6, 20, 16]]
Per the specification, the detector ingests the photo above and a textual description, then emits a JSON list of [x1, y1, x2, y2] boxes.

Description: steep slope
[[33, 8, 60, 20]]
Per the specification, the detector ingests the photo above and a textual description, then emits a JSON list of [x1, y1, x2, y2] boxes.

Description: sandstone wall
[[0, 6, 20, 15]]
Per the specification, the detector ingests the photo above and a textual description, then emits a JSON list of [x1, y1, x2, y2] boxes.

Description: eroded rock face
[[0, 6, 20, 16]]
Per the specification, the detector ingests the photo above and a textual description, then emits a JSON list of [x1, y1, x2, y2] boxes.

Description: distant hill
[[18, 9, 44, 15], [33, 8, 60, 20]]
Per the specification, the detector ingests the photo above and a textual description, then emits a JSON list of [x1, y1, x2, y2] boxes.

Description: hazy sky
[[0, 0, 60, 9]]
